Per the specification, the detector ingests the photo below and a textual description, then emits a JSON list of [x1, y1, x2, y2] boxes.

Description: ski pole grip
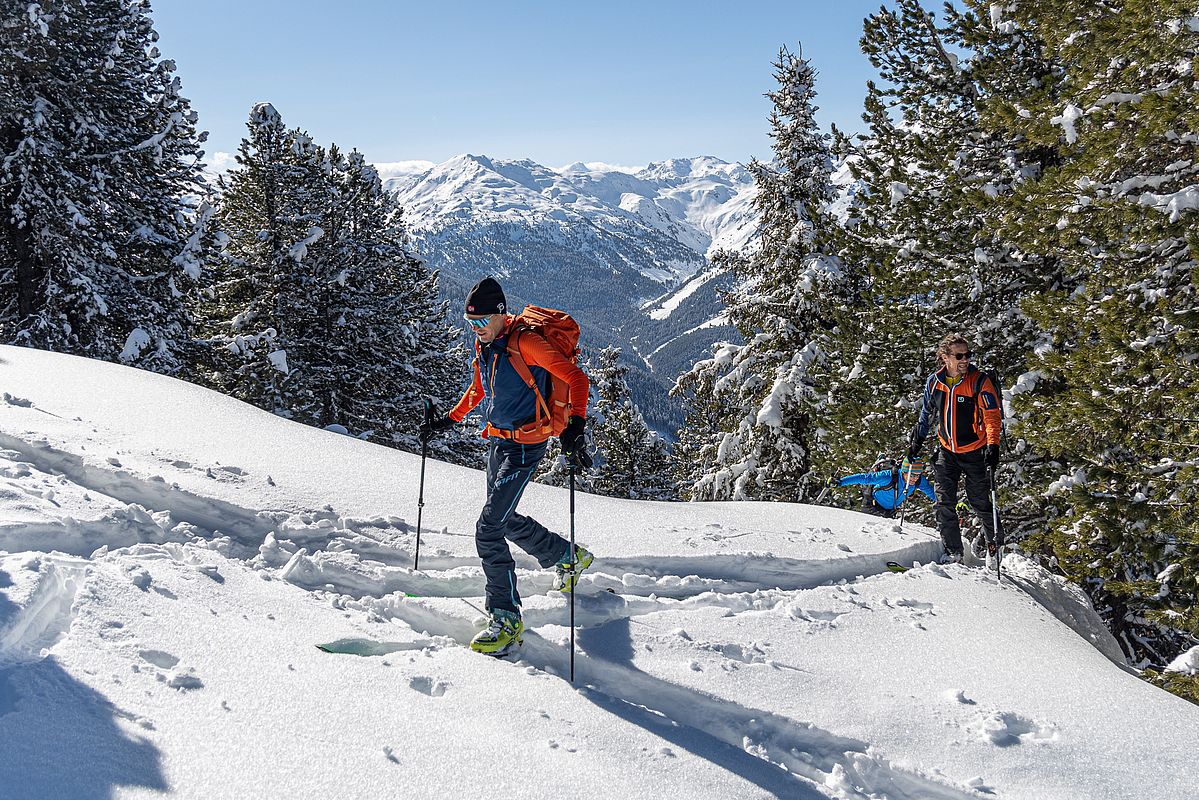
[[423, 397, 434, 425]]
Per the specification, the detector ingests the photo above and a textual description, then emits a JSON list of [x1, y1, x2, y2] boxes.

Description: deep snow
[[1, 345, 1197, 800]]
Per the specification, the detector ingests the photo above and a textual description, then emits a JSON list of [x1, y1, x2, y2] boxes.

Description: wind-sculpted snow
[[2, 346, 1199, 799]]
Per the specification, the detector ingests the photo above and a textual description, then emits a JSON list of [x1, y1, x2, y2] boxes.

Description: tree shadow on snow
[[0, 568, 168, 799]]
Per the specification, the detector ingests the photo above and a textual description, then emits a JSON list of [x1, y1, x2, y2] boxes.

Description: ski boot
[[985, 541, 1001, 572], [971, 534, 987, 560], [939, 549, 963, 565], [553, 545, 594, 592], [470, 609, 524, 657]]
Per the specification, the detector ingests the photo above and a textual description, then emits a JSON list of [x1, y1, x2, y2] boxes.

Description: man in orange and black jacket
[[420, 277, 594, 655], [907, 333, 1004, 563]]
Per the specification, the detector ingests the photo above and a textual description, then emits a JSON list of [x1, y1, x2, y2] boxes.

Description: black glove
[[419, 415, 455, 444], [560, 415, 592, 469], [906, 439, 923, 462], [983, 444, 1000, 469]]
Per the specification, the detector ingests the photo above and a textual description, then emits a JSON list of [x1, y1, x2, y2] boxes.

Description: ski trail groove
[[0, 558, 88, 664], [0, 432, 278, 545]]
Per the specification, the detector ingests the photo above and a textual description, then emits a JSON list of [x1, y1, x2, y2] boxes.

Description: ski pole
[[569, 461, 577, 684], [897, 465, 915, 531], [414, 398, 433, 571], [989, 466, 1001, 581]]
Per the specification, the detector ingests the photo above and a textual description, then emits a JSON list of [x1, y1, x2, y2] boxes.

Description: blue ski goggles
[[464, 314, 494, 329]]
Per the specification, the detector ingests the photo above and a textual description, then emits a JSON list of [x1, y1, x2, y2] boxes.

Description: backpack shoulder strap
[[974, 368, 1001, 399], [505, 328, 552, 423], [505, 328, 536, 388]]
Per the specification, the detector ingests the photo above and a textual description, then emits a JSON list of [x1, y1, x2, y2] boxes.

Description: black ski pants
[[931, 447, 1003, 555], [476, 438, 571, 615]]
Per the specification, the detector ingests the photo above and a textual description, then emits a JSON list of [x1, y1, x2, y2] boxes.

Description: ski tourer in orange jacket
[[911, 364, 1002, 455], [418, 277, 594, 656], [446, 314, 589, 445]]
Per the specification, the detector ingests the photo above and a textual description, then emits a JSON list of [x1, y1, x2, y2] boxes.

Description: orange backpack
[[505, 306, 581, 437]]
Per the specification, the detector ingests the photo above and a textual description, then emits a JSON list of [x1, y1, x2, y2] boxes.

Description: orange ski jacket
[[913, 366, 1001, 454], [448, 315, 589, 444]]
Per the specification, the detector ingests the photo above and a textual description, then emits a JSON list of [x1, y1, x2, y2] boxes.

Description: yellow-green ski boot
[[553, 545, 594, 592], [469, 609, 524, 657]]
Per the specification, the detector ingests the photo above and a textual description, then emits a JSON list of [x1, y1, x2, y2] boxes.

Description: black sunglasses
[[949, 351, 973, 361]]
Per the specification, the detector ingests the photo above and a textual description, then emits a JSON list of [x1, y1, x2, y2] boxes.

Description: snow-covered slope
[[2, 346, 1197, 800]]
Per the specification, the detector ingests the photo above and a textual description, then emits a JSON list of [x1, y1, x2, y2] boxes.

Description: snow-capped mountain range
[[385, 156, 759, 432], [387, 154, 757, 268]]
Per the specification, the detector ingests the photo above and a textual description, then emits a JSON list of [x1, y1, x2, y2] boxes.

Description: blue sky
[[152, 0, 893, 171]]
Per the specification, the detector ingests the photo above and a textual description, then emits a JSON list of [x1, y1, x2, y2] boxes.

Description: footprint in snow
[[965, 708, 1057, 747], [194, 564, 223, 583], [787, 606, 849, 625], [697, 641, 770, 667], [163, 667, 204, 691], [125, 565, 152, 590], [945, 688, 977, 705], [409, 676, 449, 697], [139, 649, 180, 669], [884, 597, 936, 615]]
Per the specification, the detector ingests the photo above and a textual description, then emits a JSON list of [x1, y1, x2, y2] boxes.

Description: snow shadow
[[575, 614, 635, 664], [0, 567, 167, 798], [577, 617, 823, 798], [570, 616, 976, 800], [581, 685, 824, 799], [0, 659, 168, 798]]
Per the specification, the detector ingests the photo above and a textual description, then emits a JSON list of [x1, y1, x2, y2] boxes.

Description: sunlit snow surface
[[1, 345, 1197, 800]]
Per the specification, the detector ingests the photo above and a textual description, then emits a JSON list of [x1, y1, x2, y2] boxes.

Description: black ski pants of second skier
[[932, 447, 1003, 555], [476, 438, 571, 615]]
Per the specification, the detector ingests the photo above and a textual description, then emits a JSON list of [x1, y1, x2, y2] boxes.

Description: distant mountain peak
[[387, 153, 757, 261]]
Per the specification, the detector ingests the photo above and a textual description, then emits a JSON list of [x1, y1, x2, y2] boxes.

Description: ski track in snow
[[0, 556, 87, 665], [0, 427, 1101, 799]]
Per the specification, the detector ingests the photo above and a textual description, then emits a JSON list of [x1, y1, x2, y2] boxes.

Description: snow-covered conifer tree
[[195, 106, 468, 456], [981, 0, 1199, 681], [671, 319, 735, 501], [690, 46, 844, 502], [0, 0, 206, 372], [194, 104, 318, 414]]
